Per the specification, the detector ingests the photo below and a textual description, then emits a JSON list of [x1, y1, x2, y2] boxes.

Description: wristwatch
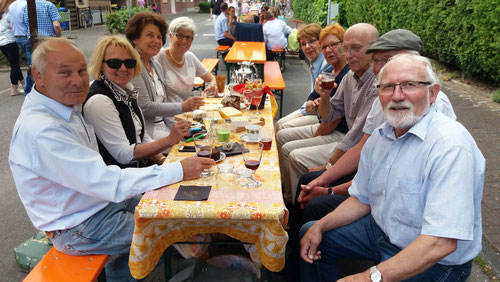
[[370, 266, 382, 282], [325, 162, 332, 169], [328, 187, 335, 195]]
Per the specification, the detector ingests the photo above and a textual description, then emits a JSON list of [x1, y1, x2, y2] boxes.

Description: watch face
[[370, 271, 382, 282]]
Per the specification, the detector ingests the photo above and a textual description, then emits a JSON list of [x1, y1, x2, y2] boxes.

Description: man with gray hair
[[9, 38, 214, 281], [300, 53, 484, 282]]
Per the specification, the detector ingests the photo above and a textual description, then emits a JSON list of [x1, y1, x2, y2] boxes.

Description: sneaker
[[11, 85, 23, 96]]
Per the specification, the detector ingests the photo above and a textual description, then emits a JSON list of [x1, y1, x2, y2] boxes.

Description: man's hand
[[300, 223, 323, 263], [308, 165, 326, 172], [297, 184, 327, 209], [182, 97, 205, 112], [169, 120, 190, 143], [337, 270, 370, 282], [180, 157, 216, 180]]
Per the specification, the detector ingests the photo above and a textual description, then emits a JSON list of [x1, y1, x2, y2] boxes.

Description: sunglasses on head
[[103, 59, 137, 69]]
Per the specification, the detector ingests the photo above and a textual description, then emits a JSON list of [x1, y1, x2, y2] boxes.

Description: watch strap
[[328, 187, 333, 195]]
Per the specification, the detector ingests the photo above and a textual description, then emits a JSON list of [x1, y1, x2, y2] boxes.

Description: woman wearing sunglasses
[[126, 12, 203, 140], [83, 35, 189, 168], [157, 17, 218, 103]]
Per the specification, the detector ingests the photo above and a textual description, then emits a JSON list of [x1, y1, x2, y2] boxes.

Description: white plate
[[238, 133, 260, 142], [215, 151, 226, 162]]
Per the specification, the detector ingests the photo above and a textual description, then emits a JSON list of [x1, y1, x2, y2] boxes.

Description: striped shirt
[[320, 66, 377, 152], [23, 0, 61, 37]]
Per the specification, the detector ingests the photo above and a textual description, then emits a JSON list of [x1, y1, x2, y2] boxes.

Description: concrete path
[[0, 11, 497, 281]]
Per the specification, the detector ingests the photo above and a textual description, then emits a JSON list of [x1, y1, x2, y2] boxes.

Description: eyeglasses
[[103, 59, 137, 69], [320, 40, 342, 51], [376, 81, 432, 95], [174, 33, 194, 42], [300, 39, 318, 48], [341, 42, 372, 55]]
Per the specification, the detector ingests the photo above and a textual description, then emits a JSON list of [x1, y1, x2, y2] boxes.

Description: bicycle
[[80, 7, 94, 29], [280, 0, 293, 19]]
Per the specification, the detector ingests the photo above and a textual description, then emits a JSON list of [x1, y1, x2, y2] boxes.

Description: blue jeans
[[299, 215, 472, 282], [14, 36, 33, 94], [50, 196, 142, 282]]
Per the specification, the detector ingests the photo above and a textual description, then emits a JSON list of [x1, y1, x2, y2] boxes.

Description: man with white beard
[[299, 53, 485, 282]]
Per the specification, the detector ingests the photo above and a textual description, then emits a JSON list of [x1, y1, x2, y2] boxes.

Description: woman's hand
[[169, 120, 190, 143], [182, 97, 205, 112], [204, 81, 218, 97], [305, 98, 320, 114]]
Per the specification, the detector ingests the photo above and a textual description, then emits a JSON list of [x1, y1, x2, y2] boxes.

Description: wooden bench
[[264, 61, 285, 118], [271, 48, 286, 71], [193, 58, 220, 88], [24, 247, 109, 282], [215, 45, 231, 58]]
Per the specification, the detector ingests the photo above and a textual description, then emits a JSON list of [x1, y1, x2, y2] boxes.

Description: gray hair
[[376, 53, 439, 86], [32, 38, 84, 73], [168, 16, 197, 36]]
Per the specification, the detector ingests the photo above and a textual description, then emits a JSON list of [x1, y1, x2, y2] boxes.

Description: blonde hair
[[88, 35, 142, 79]]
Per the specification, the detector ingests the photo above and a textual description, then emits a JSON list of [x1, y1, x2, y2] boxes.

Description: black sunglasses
[[103, 59, 137, 69]]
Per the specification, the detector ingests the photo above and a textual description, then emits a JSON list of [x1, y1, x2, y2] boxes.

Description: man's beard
[[383, 94, 430, 130]]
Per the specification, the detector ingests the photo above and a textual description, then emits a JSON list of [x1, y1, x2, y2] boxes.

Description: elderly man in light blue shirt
[[299, 53, 484, 282], [9, 38, 214, 282]]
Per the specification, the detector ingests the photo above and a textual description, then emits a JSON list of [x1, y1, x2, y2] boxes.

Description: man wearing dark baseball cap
[[295, 28, 457, 246]]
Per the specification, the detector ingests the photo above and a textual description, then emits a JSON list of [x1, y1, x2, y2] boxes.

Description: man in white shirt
[[9, 38, 215, 281]]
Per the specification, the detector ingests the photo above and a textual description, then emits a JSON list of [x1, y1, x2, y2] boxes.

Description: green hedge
[[199, 1, 210, 13], [292, 0, 500, 84], [104, 6, 152, 34]]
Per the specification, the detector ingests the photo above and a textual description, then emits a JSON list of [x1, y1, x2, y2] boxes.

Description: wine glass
[[252, 88, 263, 115], [241, 141, 264, 187], [193, 133, 215, 177], [242, 89, 253, 110]]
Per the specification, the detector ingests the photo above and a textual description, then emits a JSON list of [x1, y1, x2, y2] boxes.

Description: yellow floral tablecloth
[[129, 99, 288, 279]]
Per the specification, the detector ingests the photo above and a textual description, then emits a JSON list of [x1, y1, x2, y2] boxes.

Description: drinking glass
[[241, 141, 264, 187], [191, 89, 205, 98], [193, 133, 215, 177], [260, 128, 273, 150], [320, 72, 335, 90], [252, 88, 264, 115]]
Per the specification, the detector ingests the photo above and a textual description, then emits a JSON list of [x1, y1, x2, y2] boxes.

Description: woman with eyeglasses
[[275, 23, 330, 132], [157, 17, 217, 104], [84, 35, 190, 168], [125, 12, 200, 141]]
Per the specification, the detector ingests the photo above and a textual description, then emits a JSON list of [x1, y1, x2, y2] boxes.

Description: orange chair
[[264, 61, 285, 118], [23, 247, 109, 282]]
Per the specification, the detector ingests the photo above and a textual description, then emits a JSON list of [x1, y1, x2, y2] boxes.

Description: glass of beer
[[320, 72, 335, 90]]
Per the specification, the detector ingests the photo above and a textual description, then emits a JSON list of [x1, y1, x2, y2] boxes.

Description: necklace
[[167, 48, 185, 65]]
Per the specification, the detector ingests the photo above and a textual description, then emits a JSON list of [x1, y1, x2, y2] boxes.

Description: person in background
[[242, 0, 249, 15], [214, 3, 235, 46], [275, 23, 330, 132], [84, 35, 190, 168], [137, 0, 145, 8], [210, 0, 223, 21], [271, 6, 285, 22], [158, 16, 217, 127], [262, 11, 292, 60], [300, 53, 483, 282], [228, 6, 237, 38], [0, 0, 24, 96], [125, 12, 203, 140], [23, 0, 61, 38], [8, 0, 32, 94]]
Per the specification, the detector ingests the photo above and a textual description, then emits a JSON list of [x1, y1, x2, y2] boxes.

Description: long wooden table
[[129, 98, 288, 279]]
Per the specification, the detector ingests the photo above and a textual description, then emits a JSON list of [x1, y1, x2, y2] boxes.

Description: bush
[[291, 0, 500, 85], [492, 90, 500, 103], [199, 1, 211, 13], [105, 6, 152, 34]]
